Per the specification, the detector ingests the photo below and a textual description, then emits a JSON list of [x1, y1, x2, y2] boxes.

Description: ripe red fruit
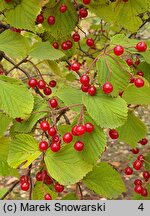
[[66, 40, 73, 49], [143, 171, 150, 180], [36, 14, 44, 24], [137, 154, 145, 162], [141, 188, 148, 197], [76, 125, 86, 136], [134, 185, 143, 194], [52, 42, 59, 49], [21, 182, 30, 191], [48, 127, 57, 136], [130, 76, 135, 83], [124, 167, 133, 175], [61, 41, 68, 50], [88, 85, 97, 96], [36, 171, 43, 181], [59, 4, 68, 13], [20, 175, 28, 184], [102, 82, 113, 94], [28, 78, 37, 88], [126, 58, 133, 66], [50, 143, 61, 152], [54, 183, 64, 193], [80, 74, 90, 86], [135, 59, 140, 65], [16, 117, 23, 122], [47, 16, 55, 25], [72, 33, 80, 42], [86, 38, 94, 47], [137, 71, 144, 77], [136, 42, 147, 52], [71, 62, 81, 72], [44, 193, 52, 200], [74, 141, 84, 151], [109, 129, 119, 139], [37, 80, 46, 89], [134, 78, 144, 88], [134, 179, 142, 186], [84, 122, 94, 133], [81, 84, 89, 92], [131, 148, 139, 154], [79, 8, 88, 18], [4, 0, 12, 2], [52, 135, 60, 143], [43, 87, 52, 95], [113, 45, 124, 56], [133, 160, 143, 170], [139, 138, 148, 145], [39, 141, 48, 151], [45, 175, 53, 185], [63, 132, 73, 143], [40, 121, 50, 131], [49, 98, 58, 108], [72, 125, 78, 136], [49, 80, 57, 87], [83, 0, 91, 4]]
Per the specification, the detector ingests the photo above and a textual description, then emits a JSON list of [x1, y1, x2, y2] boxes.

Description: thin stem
[[0, 180, 20, 200]]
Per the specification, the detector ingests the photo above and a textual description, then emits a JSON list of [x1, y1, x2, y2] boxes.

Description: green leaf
[[140, 50, 150, 65], [44, 145, 93, 185], [29, 42, 65, 61], [137, 62, 150, 83], [145, 154, 150, 172], [0, 137, 18, 177], [62, 193, 79, 200], [0, 113, 12, 137], [0, 188, 7, 198], [0, 1, 14, 11], [122, 84, 150, 105], [13, 96, 48, 133], [56, 87, 83, 112], [83, 90, 128, 128], [47, 61, 64, 78], [0, 76, 34, 119], [132, 185, 150, 200], [7, 134, 41, 169], [97, 55, 130, 96], [117, 111, 147, 148], [83, 162, 126, 199], [110, 34, 138, 47], [32, 182, 57, 200], [0, 30, 29, 58], [43, 0, 78, 39], [5, 0, 40, 31]]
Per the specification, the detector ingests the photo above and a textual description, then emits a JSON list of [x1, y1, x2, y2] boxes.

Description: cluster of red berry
[[19, 175, 30, 192]]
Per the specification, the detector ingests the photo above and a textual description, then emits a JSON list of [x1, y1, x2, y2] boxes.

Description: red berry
[[109, 129, 119, 139], [36, 14, 44, 24], [47, 16, 55, 25], [61, 42, 68, 50], [86, 38, 94, 47], [134, 179, 142, 186], [113, 45, 124, 56], [52, 135, 60, 143], [141, 188, 148, 197], [48, 127, 57, 136], [53, 42, 59, 49], [136, 42, 147, 52], [130, 76, 135, 83], [126, 58, 133, 66], [137, 154, 145, 162], [137, 71, 144, 77], [134, 78, 144, 88], [143, 171, 150, 180], [79, 8, 88, 18], [49, 98, 58, 108], [81, 84, 89, 92], [133, 160, 143, 170], [45, 175, 53, 185], [4, 0, 12, 2], [134, 185, 143, 194], [20, 175, 28, 184], [131, 148, 139, 154], [28, 78, 37, 88], [36, 172, 42, 181], [59, 4, 67, 13], [76, 125, 86, 136], [21, 182, 30, 191], [80, 74, 90, 86], [135, 59, 140, 65], [139, 138, 148, 145], [71, 62, 81, 72], [49, 80, 57, 87], [72, 33, 80, 42], [88, 85, 97, 96], [39, 141, 48, 151], [83, 0, 91, 4], [43, 87, 52, 95], [72, 125, 78, 136], [102, 82, 113, 94], [50, 143, 61, 152], [54, 183, 64, 193], [37, 80, 46, 89], [40, 121, 50, 131], [16, 117, 23, 122], [63, 132, 73, 143], [66, 40, 73, 49], [124, 167, 133, 175], [84, 122, 94, 133], [74, 141, 84, 151], [44, 193, 52, 200]]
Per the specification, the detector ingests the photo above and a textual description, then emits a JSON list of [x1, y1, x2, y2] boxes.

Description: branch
[[0, 180, 20, 200]]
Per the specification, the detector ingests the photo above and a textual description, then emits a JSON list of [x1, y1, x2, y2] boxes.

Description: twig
[[0, 180, 20, 200]]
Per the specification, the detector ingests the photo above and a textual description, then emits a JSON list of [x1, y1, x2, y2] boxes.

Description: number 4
[[138, 203, 144, 211]]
